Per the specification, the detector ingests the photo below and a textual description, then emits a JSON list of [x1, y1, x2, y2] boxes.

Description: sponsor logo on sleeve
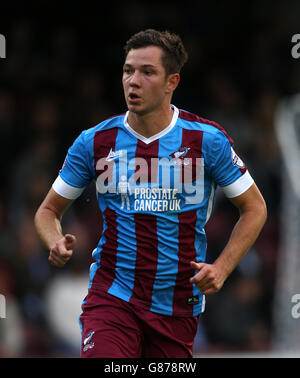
[[231, 147, 245, 169]]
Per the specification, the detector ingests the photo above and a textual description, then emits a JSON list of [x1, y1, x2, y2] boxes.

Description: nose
[[129, 70, 141, 87]]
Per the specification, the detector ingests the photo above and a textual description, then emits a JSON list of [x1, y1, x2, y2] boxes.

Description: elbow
[[240, 195, 268, 229], [259, 198, 268, 227], [34, 205, 43, 233], [34, 207, 40, 228]]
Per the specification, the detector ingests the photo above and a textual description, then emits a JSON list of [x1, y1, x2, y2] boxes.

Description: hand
[[189, 261, 226, 295], [48, 234, 76, 268]]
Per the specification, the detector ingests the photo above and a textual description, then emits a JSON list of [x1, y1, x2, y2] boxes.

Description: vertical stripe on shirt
[[150, 215, 179, 314], [172, 210, 198, 315], [91, 127, 119, 290], [91, 207, 118, 290], [130, 139, 159, 308], [107, 130, 138, 300], [130, 213, 158, 308]]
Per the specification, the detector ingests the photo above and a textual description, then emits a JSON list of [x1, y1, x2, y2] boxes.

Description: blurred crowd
[[1, 1, 300, 357]]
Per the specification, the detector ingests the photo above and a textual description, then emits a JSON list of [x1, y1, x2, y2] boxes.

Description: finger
[[64, 234, 76, 249], [189, 261, 205, 283], [50, 246, 71, 264], [190, 261, 206, 271], [55, 239, 74, 259], [197, 278, 213, 291], [58, 250, 73, 263], [200, 287, 216, 295], [190, 265, 210, 284], [48, 253, 65, 267], [65, 234, 76, 242], [200, 281, 221, 295], [191, 275, 211, 289], [199, 275, 223, 294]]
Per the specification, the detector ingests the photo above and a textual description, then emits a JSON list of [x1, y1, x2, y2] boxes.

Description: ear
[[165, 73, 180, 94]]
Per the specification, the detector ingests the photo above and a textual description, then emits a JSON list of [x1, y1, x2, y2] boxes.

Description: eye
[[123, 67, 132, 74]]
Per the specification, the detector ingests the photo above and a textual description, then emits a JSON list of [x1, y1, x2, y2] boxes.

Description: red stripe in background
[[130, 139, 159, 307], [172, 210, 198, 315]]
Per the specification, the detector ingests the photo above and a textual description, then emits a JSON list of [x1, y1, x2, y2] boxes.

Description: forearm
[[213, 205, 267, 280], [34, 208, 64, 250], [190, 184, 267, 295]]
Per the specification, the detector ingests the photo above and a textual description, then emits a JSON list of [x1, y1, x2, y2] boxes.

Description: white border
[[124, 104, 179, 144]]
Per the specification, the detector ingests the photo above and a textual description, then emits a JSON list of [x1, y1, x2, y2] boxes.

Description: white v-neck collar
[[123, 105, 179, 145]]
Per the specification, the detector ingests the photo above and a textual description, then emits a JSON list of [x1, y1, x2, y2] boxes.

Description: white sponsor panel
[[0, 294, 6, 318]]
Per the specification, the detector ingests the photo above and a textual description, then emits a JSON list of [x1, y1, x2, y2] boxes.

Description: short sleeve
[[52, 131, 94, 199], [210, 131, 254, 198]]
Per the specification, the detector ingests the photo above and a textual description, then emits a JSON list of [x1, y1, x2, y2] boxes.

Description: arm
[[34, 188, 76, 267], [190, 182, 267, 295]]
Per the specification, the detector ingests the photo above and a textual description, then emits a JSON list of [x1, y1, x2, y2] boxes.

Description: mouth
[[128, 93, 141, 103]]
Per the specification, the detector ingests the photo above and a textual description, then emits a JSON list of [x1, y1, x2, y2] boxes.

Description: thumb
[[64, 234, 76, 249], [190, 261, 205, 271]]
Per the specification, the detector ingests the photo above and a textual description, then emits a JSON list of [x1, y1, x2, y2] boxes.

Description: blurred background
[[1, 0, 300, 357]]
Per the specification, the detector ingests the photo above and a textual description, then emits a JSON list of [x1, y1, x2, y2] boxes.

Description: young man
[[34, 29, 267, 358]]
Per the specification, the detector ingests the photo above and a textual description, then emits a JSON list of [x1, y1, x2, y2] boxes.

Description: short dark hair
[[124, 29, 188, 76]]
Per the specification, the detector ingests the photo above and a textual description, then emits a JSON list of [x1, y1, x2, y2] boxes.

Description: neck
[[127, 104, 174, 138]]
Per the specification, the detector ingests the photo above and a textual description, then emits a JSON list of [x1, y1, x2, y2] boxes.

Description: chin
[[127, 104, 146, 115]]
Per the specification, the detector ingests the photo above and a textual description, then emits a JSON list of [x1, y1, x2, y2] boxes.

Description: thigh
[[79, 289, 143, 358], [140, 311, 199, 358]]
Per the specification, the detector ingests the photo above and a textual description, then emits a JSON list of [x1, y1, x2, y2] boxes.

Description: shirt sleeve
[[210, 131, 254, 198], [52, 130, 94, 199]]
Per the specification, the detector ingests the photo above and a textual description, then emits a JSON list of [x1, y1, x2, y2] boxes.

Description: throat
[[127, 107, 174, 138]]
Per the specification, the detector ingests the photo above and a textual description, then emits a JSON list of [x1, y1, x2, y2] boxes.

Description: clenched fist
[[48, 234, 77, 267], [189, 261, 226, 295]]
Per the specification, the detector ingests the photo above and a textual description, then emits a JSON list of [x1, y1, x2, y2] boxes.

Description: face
[[122, 46, 179, 115]]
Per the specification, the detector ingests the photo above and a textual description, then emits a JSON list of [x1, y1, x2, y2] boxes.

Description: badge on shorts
[[187, 296, 199, 305], [83, 331, 95, 352]]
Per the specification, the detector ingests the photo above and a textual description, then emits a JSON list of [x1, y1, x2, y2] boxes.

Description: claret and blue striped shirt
[[53, 105, 254, 317]]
